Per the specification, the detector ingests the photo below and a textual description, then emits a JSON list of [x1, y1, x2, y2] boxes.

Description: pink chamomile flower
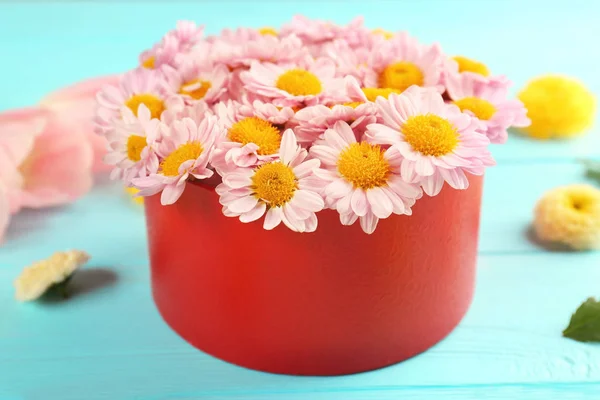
[[161, 60, 229, 105], [294, 78, 378, 143], [217, 129, 325, 233], [211, 100, 295, 173], [95, 68, 183, 135], [103, 104, 160, 182], [240, 58, 344, 107], [139, 33, 180, 70], [131, 115, 222, 205], [369, 32, 446, 93], [367, 86, 495, 197], [445, 72, 530, 144], [223, 34, 309, 69], [280, 15, 365, 47], [323, 39, 377, 87], [310, 121, 423, 234]]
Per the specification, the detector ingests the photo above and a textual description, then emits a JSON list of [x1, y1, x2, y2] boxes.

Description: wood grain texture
[[1, 1, 600, 399]]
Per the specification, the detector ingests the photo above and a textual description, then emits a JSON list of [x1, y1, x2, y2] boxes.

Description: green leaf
[[563, 297, 600, 342], [582, 159, 600, 183]]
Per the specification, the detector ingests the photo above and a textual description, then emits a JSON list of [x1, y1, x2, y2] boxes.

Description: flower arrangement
[[95, 16, 530, 234]]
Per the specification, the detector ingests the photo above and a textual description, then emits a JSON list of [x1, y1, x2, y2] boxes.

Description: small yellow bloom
[[518, 75, 596, 140], [14, 250, 90, 301], [125, 186, 144, 205], [534, 184, 600, 250]]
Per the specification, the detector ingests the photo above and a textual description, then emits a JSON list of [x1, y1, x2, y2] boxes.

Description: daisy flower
[[14, 250, 90, 302], [139, 33, 180, 70], [131, 115, 222, 205], [240, 58, 344, 107], [367, 86, 495, 196], [310, 121, 422, 234], [445, 72, 530, 144], [103, 103, 161, 181], [369, 32, 446, 93], [161, 60, 229, 105], [211, 100, 295, 173], [217, 129, 325, 232], [95, 68, 183, 135], [294, 78, 378, 143], [323, 39, 377, 87], [139, 21, 204, 70]]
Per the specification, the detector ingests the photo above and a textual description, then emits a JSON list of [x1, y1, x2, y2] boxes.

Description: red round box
[[145, 175, 483, 376]]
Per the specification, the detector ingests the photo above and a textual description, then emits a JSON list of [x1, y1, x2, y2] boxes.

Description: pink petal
[[239, 202, 267, 223], [333, 121, 357, 145], [263, 207, 283, 230], [282, 205, 306, 232], [279, 129, 298, 165], [414, 156, 435, 176], [366, 187, 393, 219], [228, 195, 259, 213], [325, 178, 353, 199], [309, 145, 339, 166], [18, 114, 93, 209], [350, 188, 368, 217], [292, 189, 324, 212], [359, 213, 379, 234], [439, 168, 469, 190], [0, 183, 9, 244], [160, 182, 186, 205], [223, 171, 252, 189], [339, 212, 358, 226], [304, 213, 318, 232], [293, 159, 320, 179], [0, 107, 47, 167], [42, 75, 121, 106], [421, 171, 445, 196]]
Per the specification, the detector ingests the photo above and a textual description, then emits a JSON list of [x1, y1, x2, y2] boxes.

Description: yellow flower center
[[453, 97, 497, 120], [361, 87, 402, 102], [179, 79, 212, 100], [160, 142, 204, 176], [259, 27, 278, 36], [126, 135, 147, 162], [378, 62, 424, 92], [125, 94, 165, 119], [452, 56, 490, 77], [402, 114, 459, 157], [372, 28, 393, 40], [251, 162, 297, 207], [142, 56, 156, 69], [228, 117, 282, 156], [275, 69, 322, 96], [337, 142, 390, 190]]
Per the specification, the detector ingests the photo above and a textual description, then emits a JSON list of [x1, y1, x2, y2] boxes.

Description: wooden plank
[[2, 253, 600, 399]]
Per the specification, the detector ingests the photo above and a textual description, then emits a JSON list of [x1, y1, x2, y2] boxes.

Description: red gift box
[[145, 174, 483, 376]]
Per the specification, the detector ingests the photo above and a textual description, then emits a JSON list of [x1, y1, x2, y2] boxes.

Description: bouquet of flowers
[[95, 15, 529, 234]]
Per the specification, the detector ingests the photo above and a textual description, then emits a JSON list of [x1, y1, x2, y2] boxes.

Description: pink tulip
[[40, 74, 121, 173], [0, 107, 94, 241]]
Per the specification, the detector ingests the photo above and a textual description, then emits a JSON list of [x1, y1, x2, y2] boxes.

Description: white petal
[[263, 207, 282, 230], [304, 213, 318, 232], [160, 183, 186, 205], [325, 179, 353, 199], [239, 203, 267, 223], [439, 168, 469, 190], [350, 189, 368, 217], [340, 212, 358, 226], [223, 171, 252, 189], [279, 129, 298, 164], [359, 213, 379, 234], [414, 156, 435, 176], [228, 196, 259, 213], [292, 190, 325, 212], [366, 187, 393, 219], [293, 159, 320, 178], [421, 171, 445, 196]]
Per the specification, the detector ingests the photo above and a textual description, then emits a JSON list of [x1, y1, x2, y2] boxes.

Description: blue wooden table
[[1, 1, 600, 399]]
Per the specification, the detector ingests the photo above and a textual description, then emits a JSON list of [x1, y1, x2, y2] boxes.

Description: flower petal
[[292, 189, 324, 212], [239, 202, 267, 223], [366, 187, 393, 219], [359, 212, 379, 234], [160, 182, 186, 205], [350, 188, 368, 217], [263, 207, 283, 230], [228, 195, 259, 213]]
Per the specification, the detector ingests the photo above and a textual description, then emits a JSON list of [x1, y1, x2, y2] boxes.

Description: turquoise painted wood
[[1, 1, 600, 399]]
